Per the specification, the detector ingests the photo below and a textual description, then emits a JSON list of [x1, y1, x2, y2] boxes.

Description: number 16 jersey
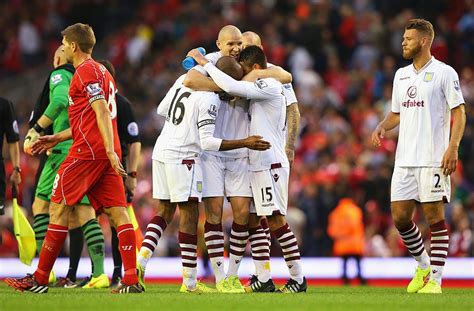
[[68, 59, 121, 160], [152, 75, 221, 163]]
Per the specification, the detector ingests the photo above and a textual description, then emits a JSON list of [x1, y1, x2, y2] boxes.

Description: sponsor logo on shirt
[[407, 86, 417, 98], [86, 83, 103, 96], [51, 74, 63, 85], [400, 76, 410, 80], [403, 86, 424, 108], [197, 181, 202, 193], [283, 84, 292, 90], [423, 72, 434, 82], [127, 122, 139, 136]]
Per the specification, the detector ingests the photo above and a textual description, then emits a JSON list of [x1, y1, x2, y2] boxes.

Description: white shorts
[[152, 159, 202, 203], [249, 165, 289, 216], [391, 167, 451, 203], [201, 153, 252, 198]]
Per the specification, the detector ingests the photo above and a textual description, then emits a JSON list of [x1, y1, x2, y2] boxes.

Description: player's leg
[[32, 197, 50, 255], [5, 201, 72, 293], [203, 197, 226, 288], [138, 199, 176, 282], [418, 201, 447, 294], [260, 218, 271, 245], [32, 152, 65, 255], [226, 196, 250, 292], [391, 167, 431, 293], [417, 167, 450, 294], [246, 212, 274, 292], [76, 203, 108, 289], [224, 157, 251, 291], [103, 206, 141, 293], [53, 207, 83, 288], [110, 225, 122, 287], [267, 213, 306, 293]]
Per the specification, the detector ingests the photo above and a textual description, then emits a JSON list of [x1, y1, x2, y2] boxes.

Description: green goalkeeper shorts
[[35, 151, 90, 204]]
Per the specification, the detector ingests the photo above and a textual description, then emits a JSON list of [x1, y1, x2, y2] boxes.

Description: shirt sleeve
[[282, 83, 297, 106], [3, 100, 20, 143], [118, 95, 141, 144], [190, 52, 220, 76], [44, 70, 70, 120], [442, 66, 465, 109], [197, 96, 222, 151], [157, 75, 185, 117], [77, 64, 106, 105], [391, 70, 401, 113], [204, 63, 281, 100]]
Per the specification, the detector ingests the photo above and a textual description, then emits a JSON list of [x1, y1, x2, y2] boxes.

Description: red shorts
[[51, 157, 126, 211]]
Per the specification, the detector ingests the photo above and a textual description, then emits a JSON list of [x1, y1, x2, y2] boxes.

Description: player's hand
[[31, 134, 60, 154], [244, 135, 271, 151], [371, 125, 385, 147], [10, 171, 21, 187], [125, 176, 137, 195], [187, 49, 208, 66], [24, 128, 41, 155], [286, 147, 295, 168], [107, 152, 127, 177], [441, 146, 458, 176]]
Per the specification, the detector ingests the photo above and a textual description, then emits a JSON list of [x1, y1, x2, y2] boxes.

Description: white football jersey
[[153, 76, 222, 163], [268, 62, 297, 106], [204, 62, 289, 171], [193, 51, 250, 158], [391, 57, 465, 167]]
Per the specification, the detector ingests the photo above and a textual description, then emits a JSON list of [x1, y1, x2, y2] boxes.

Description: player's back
[[68, 59, 121, 160], [248, 78, 288, 171], [153, 76, 220, 163]]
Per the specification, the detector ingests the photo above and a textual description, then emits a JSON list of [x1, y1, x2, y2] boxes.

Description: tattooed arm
[[286, 102, 300, 168]]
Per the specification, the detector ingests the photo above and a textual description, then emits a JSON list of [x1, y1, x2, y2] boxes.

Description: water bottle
[[182, 47, 206, 70]]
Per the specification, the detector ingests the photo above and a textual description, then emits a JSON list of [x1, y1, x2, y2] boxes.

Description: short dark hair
[[239, 46, 267, 69], [215, 56, 243, 80], [405, 19, 434, 41], [97, 59, 116, 79], [61, 23, 96, 54]]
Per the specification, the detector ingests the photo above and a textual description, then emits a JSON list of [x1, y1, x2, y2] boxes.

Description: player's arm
[[91, 99, 126, 176], [242, 66, 292, 84], [183, 69, 221, 91], [4, 100, 21, 187], [25, 72, 69, 154], [441, 104, 466, 176], [286, 102, 300, 167], [120, 98, 141, 194], [198, 101, 271, 151], [371, 112, 400, 147]]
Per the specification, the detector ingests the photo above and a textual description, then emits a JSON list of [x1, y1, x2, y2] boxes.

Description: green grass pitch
[[0, 283, 472, 311]]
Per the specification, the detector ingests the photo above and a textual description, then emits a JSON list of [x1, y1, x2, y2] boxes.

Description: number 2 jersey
[[67, 59, 121, 160], [152, 75, 222, 163]]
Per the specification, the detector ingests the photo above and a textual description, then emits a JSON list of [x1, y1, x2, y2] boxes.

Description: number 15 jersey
[[68, 59, 121, 160], [152, 75, 221, 163]]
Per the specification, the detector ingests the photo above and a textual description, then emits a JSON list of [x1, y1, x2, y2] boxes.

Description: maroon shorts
[[51, 157, 126, 211]]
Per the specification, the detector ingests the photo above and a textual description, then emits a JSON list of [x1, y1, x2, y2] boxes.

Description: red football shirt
[[67, 59, 121, 160]]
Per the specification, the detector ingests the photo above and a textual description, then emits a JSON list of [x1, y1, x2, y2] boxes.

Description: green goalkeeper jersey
[[43, 68, 73, 152]]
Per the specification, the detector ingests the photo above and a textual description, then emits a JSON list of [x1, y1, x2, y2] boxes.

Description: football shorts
[[250, 164, 289, 216], [391, 166, 451, 203], [152, 159, 202, 203], [201, 153, 252, 198]]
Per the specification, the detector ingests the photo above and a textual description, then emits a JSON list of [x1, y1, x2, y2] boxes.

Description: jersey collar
[[412, 56, 435, 74]]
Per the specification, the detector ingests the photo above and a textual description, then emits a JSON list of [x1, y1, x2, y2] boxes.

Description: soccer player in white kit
[[241, 31, 301, 293], [183, 25, 292, 293], [372, 19, 466, 294], [137, 57, 270, 294], [188, 46, 307, 293]]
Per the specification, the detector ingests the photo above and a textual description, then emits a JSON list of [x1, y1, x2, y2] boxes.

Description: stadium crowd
[[0, 0, 472, 260]]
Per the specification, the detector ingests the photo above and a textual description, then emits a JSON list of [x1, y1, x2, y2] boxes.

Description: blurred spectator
[[328, 195, 366, 284]]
